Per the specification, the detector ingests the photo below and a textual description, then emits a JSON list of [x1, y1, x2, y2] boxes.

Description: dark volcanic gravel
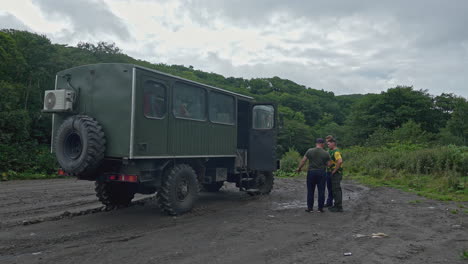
[[0, 177, 466, 264]]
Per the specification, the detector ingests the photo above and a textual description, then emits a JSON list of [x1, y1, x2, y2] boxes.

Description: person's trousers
[[331, 173, 343, 208], [325, 171, 333, 205], [306, 169, 326, 210]]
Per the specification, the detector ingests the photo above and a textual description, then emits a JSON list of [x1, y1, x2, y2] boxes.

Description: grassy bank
[[276, 145, 468, 201], [346, 144, 467, 201]]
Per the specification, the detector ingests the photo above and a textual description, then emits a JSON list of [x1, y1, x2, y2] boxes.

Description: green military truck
[[43, 63, 277, 215]]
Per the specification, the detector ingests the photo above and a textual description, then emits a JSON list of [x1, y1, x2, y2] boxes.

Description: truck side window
[[209, 92, 235, 125], [143, 80, 166, 119], [173, 82, 206, 120], [252, 105, 274, 129]]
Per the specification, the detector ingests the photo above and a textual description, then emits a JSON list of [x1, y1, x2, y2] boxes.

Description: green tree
[[391, 120, 431, 144], [0, 31, 26, 82], [365, 126, 393, 146], [446, 98, 468, 145], [348, 86, 445, 143], [277, 106, 314, 155], [77, 41, 122, 54]]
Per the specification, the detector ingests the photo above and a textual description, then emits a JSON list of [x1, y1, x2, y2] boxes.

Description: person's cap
[[316, 138, 325, 144]]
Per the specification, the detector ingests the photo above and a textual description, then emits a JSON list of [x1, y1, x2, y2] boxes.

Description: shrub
[[280, 148, 302, 172], [275, 148, 303, 177], [0, 142, 57, 179]]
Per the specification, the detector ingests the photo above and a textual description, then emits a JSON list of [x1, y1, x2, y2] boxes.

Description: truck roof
[[59, 63, 254, 101]]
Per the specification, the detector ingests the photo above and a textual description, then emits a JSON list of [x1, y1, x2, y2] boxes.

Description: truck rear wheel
[[157, 164, 199, 215], [55, 115, 106, 179], [201, 182, 224, 192], [95, 182, 136, 208], [248, 171, 274, 196]]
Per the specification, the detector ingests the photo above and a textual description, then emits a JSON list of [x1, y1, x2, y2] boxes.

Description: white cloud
[[1, 0, 65, 33]]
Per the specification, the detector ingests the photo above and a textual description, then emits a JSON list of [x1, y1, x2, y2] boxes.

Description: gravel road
[[0, 177, 466, 264]]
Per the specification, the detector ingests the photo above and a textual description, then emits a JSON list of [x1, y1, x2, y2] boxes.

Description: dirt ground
[[0, 177, 466, 264]]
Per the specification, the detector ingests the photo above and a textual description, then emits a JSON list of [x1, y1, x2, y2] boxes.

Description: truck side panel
[[133, 69, 237, 157]]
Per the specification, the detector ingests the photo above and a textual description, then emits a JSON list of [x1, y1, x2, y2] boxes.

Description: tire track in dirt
[[0, 178, 155, 228]]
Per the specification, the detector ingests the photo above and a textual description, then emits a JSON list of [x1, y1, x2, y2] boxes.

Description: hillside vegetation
[[0, 29, 466, 200]]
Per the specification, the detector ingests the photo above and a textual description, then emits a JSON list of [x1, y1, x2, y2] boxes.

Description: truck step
[[240, 178, 255, 181], [245, 188, 259, 192]]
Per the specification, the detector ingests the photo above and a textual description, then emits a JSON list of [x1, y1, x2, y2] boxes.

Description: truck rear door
[[248, 104, 277, 171]]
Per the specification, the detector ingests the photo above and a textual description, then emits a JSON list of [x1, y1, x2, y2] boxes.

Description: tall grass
[[346, 144, 467, 201]]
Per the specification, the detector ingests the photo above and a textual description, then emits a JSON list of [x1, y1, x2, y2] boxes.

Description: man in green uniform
[[324, 135, 335, 207], [327, 138, 344, 212], [296, 138, 331, 213]]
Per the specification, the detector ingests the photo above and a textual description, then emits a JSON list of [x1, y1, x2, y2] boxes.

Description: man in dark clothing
[[296, 138, 331, 213], [327, 138, 344, 212]]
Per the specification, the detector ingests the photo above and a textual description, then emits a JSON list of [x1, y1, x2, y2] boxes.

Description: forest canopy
[[0, 29, 467, 176]]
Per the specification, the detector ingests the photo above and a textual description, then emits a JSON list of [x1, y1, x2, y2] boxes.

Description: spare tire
[[55, 115, 106, 179]]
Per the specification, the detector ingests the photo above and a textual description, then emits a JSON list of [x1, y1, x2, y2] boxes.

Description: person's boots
[[328, 206, 343, 212]]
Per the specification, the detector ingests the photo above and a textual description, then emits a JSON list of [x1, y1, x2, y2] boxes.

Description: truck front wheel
[[157, 164, 199, 215]]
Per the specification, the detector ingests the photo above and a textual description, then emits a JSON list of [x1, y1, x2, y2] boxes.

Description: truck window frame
[[252, 104, 275, 130], [209, 91, 236, 126], [173, 81, 207, 122], [143, 79, 167, 120]]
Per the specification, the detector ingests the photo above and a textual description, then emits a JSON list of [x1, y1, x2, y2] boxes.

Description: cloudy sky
[[1, 0, 467, 97]]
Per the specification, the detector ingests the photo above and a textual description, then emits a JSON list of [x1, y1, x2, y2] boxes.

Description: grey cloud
[[32, 0, 131, 41], [167, 51, 388, 95], [174, 0, 468, 97], [0, 12, 31, 31], [183, 0, 468, 46], [266, 45, 347, 60], [14, 0, 465, 97], [166, 37, 468, 97]]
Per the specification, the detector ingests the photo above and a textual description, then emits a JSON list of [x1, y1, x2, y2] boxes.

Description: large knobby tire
[[201, 181, 224, 192], [157, 164, 199, 215], [55, 115, 106, 179], [249, 171, 274, 196], [95, 182, 136, 208]]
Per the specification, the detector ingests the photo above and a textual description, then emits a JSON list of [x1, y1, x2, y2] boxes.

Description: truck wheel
[[157, 164, 199, 215], [95, 182, 136, 208], [249, 171, 274, 196], [201, 182, 224, 192], [55, 115, 106, 179]]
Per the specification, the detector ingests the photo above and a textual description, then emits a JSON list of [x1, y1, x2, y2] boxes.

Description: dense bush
[[0, 143, 57, 180]]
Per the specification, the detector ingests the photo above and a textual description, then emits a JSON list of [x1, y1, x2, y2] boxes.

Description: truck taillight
[[125, 175, 138, 182], [58, 169, 66, 176], [107, 174, 138, 183]]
